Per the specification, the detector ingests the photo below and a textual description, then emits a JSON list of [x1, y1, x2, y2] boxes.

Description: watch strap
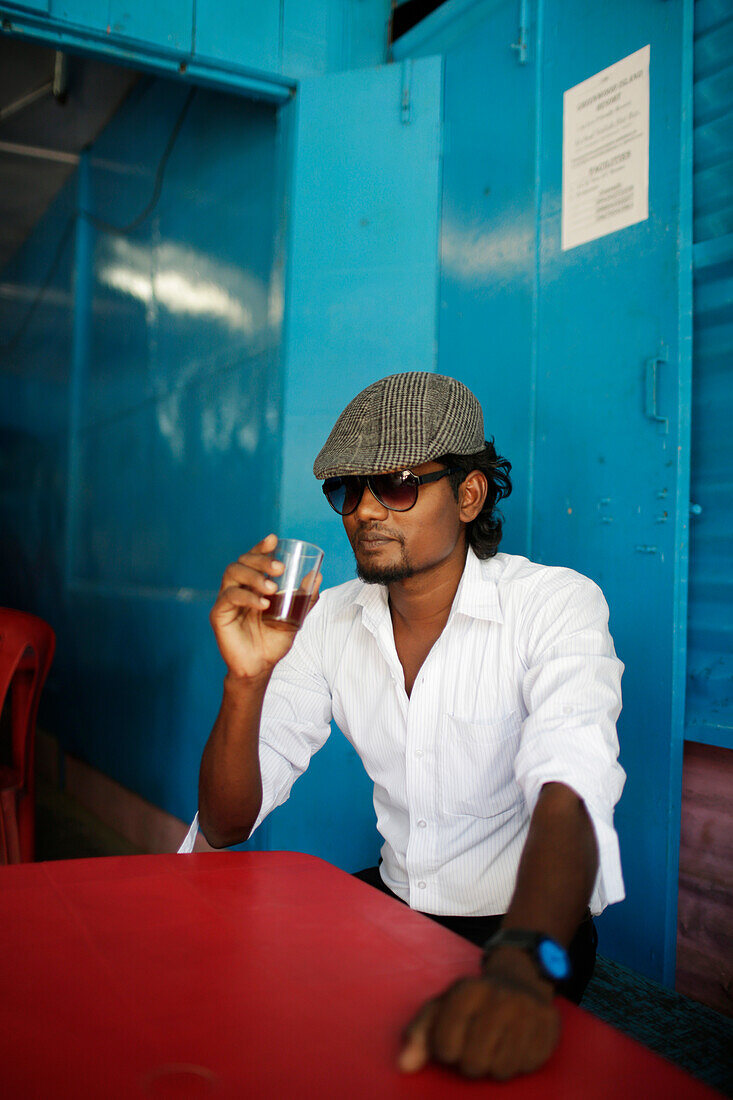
[[482, 928, 571, 984]]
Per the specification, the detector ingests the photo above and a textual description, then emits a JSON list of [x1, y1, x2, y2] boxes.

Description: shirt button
[[415, 749, 424, 758], [417, 819, 427, 828], [418, 881, 427, 890]]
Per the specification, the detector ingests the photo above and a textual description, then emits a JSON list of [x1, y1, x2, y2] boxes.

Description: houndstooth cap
[[313, 372, 485, 479]]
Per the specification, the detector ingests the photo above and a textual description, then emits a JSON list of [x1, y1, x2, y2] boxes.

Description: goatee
[[356, 560, 416, 584]]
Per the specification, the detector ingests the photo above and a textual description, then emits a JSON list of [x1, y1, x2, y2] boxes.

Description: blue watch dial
[[537, 938, 571, 981]]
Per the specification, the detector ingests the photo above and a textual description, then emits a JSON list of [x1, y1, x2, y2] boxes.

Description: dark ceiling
[[0, 34, 139, 274], [391, 0, 447, 40]]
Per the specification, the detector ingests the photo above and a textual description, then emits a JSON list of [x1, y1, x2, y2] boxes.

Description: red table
[[0, 852, 718, 1098]]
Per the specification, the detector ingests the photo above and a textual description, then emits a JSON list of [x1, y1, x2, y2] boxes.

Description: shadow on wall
[[0, 427, 66, 616]]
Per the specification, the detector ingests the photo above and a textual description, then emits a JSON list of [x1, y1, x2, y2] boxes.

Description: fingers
[[398, 998, 440, 1074], [462, 1001, 559, 1081], [303, 572, 322, 611], [222, 562, 278, 600], [250, 532, 278, 555], [399, 982, 488, 1076], [461, 998, 527, 1079], [300, 567, 319, 591], [430, 980, 487, 1065], [221, 585, 271, 613], [398, 977, 561, 1082], [211, 574, 273, 628], [236, 534, 283, 576], [235, 551, 284, 576], [459, 1005, 507, 1079], [210, 537, 281, 629], [215, 538, 284, 605]]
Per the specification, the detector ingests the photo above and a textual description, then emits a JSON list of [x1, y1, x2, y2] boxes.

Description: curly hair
[[435, 440, 512, 559]]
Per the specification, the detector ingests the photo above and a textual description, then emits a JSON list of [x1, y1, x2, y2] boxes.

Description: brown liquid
[[262, 591, 311, 629]]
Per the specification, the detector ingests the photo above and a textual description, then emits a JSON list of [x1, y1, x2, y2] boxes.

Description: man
[[193, 372, 625, 1081]]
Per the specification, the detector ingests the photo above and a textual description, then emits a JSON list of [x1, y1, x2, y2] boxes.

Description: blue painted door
[[534, 0, 692, 983]]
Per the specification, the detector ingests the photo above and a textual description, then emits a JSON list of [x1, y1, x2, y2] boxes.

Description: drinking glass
[[262, 538, 324, 629]]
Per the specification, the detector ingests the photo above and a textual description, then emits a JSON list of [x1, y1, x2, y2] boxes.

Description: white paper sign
[[562, 45, 650, 251]]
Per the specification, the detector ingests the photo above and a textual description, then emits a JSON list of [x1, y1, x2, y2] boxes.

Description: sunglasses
[[322, 467, 459, 516]]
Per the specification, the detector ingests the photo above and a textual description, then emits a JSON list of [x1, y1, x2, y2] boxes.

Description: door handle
[[645, 356, 669, 434]]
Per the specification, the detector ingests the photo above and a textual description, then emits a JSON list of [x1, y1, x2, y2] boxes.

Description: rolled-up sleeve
[[515, 577, 626, 913], [249, 602, 333, 836]]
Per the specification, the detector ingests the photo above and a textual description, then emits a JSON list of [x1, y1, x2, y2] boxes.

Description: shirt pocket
[[439, 710, 522, 819]]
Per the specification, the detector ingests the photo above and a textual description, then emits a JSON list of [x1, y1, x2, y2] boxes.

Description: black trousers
[[353, 865, 597, 1005]]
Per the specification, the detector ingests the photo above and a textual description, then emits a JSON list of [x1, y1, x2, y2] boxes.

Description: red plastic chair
[[0, 609, 55, 864]]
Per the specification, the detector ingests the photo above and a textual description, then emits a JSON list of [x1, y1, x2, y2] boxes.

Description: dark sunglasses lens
[[372, 472, 417, 511], [324, 477, 361, 515]]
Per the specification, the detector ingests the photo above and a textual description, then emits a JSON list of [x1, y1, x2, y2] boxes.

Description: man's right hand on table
[[399, 947, 560, 1080]]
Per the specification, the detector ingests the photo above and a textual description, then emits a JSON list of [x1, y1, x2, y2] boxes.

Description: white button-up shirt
[[251, 548, 625, 917]]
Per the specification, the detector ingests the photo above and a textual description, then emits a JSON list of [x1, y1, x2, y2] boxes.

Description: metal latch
[[645, 354, 669, 434]]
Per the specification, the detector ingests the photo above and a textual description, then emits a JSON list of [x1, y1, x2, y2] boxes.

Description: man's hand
[[199, 533, 322, 847], [211, 533, 322, 681], [398, 947, 560, 1080]]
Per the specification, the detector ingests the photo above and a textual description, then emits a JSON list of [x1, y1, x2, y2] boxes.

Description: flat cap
[[313, 371, 485, 479]]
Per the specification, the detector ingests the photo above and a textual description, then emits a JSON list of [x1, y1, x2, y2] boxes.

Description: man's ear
[[458, 470, 488, 523]]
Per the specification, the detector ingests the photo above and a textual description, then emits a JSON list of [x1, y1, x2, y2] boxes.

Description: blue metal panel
[[0, 185, 74, 624], [423, 0, 538, 557], [2, 0, 49, 12], [341, 0, 390, 70], [52, 0, 195, 50], [281, 0, 331, 75], [686, 2, 733, 751], [534, 0, 693, 984], [194, 0, 280, 72], [43, 586, 264, 834], [281, 0, 391, 76], [3, 0, 389, 85], [66, 149, 92, 590], [266, 58, 443, 868], [0, 188, 75, 434], [108, 0, 193, 53], [0, 76, 285, 832], [1, 6, 294, 102], [69, 84, 282, 597], [49, 0, 108, 33]]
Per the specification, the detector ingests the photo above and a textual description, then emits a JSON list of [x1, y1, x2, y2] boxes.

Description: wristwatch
[[482, 928, 572, 984]]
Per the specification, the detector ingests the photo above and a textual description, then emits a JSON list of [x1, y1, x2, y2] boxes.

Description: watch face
[[537, 938, 571, 981]]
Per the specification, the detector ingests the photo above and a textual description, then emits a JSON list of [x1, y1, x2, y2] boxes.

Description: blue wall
[[1, 77, 285, 829]]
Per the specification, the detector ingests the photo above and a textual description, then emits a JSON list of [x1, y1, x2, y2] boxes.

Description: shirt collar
[[452, 546, 504, 624], [354, 576, 391, 631], [353, 546, 504, 628]]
